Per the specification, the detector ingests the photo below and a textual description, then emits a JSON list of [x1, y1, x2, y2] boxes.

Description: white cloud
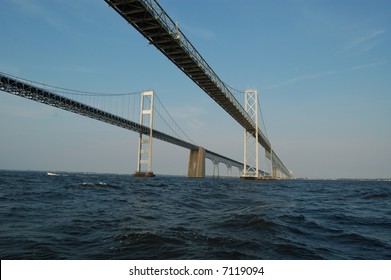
[[351, 61, 387, 71], [264, 70, 338, 91], [180, 24, 216, 41], [338, 29, 385, 56], [171, 106, 209, 130], [7, 0, 68, 32]]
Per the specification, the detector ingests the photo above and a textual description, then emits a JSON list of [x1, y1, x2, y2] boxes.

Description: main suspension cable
[[0, 71, 142, 96]]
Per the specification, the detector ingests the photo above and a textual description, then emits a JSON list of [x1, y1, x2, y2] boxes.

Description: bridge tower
[[133, 90, 155, 177], [241, 89, 259, 179]]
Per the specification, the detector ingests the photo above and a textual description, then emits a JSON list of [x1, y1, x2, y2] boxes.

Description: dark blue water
[[0, 170, 390, 259]]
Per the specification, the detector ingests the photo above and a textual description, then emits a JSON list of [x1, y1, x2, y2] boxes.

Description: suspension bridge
[[0, 0, 293, 179], [0, 73, 246, 178]]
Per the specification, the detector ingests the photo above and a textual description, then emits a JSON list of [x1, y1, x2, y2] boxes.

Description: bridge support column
[[133, 90, 155, 177], [187, 147, 205, 178]]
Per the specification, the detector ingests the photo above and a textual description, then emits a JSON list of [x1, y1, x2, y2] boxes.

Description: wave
[[363, 192, 390, 199], [68, 182, 122, 189], [2, 171, 391, 260], [81, 182, 108, 186]]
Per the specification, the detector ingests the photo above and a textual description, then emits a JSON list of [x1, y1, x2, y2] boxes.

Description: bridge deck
[[105, 0, 292, 178]]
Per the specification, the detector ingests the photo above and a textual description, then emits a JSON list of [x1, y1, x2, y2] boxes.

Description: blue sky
[[1, 0, 390, 178]]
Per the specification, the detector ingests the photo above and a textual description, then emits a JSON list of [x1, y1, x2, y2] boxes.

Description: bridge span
[[0, 72, 247, 177], [105, 0, 293, 179]]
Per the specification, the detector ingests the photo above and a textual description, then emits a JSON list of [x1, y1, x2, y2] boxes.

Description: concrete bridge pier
[[212, 160, 219, 178], [272, 167, 278, 178], [187, 147, 205, 178], [227, 165, 232, 178]]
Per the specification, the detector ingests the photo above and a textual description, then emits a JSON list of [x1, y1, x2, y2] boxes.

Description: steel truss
[[243, 90, 259, 178]]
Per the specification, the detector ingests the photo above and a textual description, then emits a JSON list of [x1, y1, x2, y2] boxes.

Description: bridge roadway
[[105, 0, 292, 178], [0, 73, 247, 174]]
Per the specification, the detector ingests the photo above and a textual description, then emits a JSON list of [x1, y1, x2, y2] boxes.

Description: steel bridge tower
[[241, 89, 259, 179]]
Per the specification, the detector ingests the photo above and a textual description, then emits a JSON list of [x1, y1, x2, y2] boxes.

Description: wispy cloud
[[264, 71, 338, 91], [338, 29, 385, 56], [36, 64, 98, 75], [181, 24, 216, 41], [0, 100, 56, 120], [171, 106, 208, 131], [7, 0, 68, 32], [0, 65, 20, 76], [263, 61, 387, 93], [351, 61, 387, 71]]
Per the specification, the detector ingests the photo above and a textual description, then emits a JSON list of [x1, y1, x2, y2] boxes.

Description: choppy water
[[0, 170, 390, 259]]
